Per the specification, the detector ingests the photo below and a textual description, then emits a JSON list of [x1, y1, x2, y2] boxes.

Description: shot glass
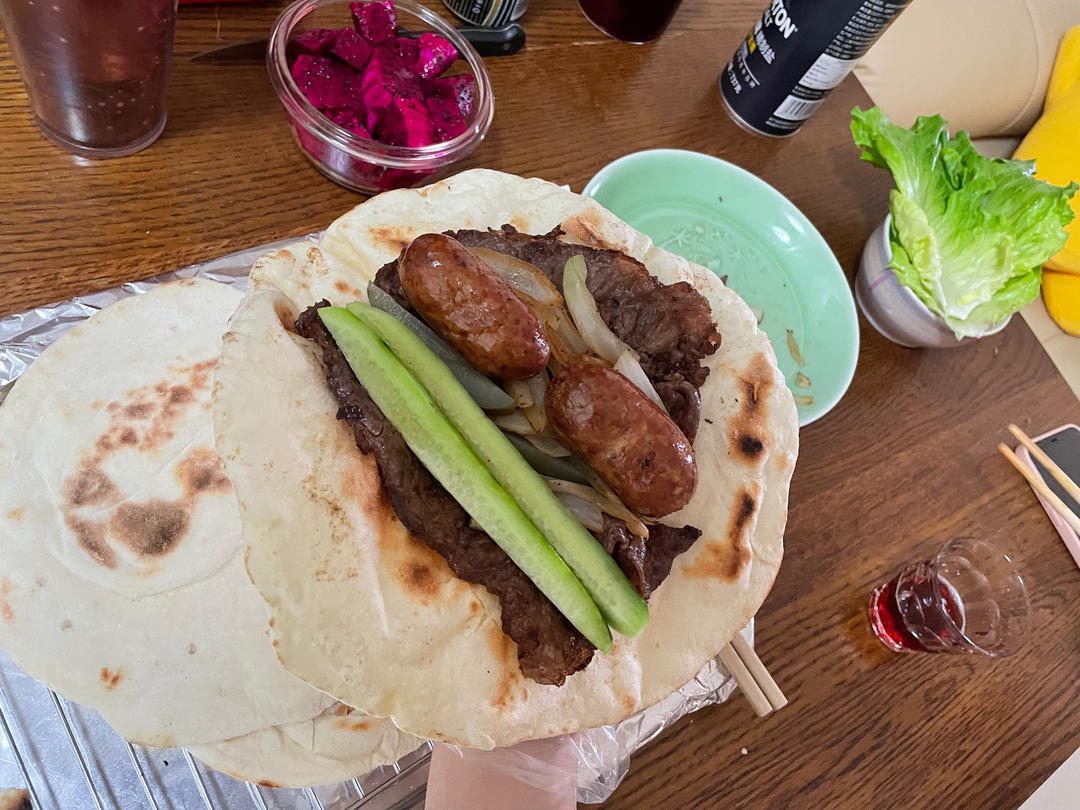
[[0, 0, 177, 158], [868, 537, 1030, 657]]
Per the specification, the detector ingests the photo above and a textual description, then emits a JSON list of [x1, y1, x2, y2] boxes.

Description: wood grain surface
[[3, 2, 1080, 809]]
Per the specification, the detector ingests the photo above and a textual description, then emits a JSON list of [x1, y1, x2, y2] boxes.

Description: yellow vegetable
[[1043, 270, 1080, 336], [1014, 25, 1080, 276]]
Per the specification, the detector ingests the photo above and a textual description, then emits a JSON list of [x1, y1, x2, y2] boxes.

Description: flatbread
[[215, 170, 798, 748], [189, 704, 424, 788], [0, 280, 331, 746]]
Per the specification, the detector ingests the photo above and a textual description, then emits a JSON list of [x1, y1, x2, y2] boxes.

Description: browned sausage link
[[545, 363, 697, 518], [398, 234, 550, 380]]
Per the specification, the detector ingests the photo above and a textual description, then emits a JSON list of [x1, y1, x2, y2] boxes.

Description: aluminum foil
[[0, 237, 746, 806]]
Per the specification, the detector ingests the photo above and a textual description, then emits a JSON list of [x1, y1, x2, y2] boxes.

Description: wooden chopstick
[[1008, 424, 1080, 506], [998, 443, 1080, 537], [730, 633, 788, 711], [718, 645, 772, 717], [718, 634, 788, 717]]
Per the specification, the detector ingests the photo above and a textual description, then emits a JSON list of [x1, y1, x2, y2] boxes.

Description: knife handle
[[456, 24, 527, 57]]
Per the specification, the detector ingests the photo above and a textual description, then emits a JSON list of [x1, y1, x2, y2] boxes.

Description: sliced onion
[[504, 379, 534, 409], [545, 478, 650, 539], [523, 432, 571, 457], [522, 372, 549, 432], [516, 291, 590, 367], [613, 349, 666, 411], [505, 433, 591, 484], [562, 255, 631, 364], [366, 284, 515, 412], [470, 247, 562, 307], [554, 493, 605, 533], [493, 410, 534, 435]]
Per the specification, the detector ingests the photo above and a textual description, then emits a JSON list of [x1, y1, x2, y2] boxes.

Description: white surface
[[1021, 746, 1080, 809]]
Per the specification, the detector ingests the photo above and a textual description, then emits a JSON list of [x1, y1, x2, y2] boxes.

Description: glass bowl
[[267, 0, 494, 194]]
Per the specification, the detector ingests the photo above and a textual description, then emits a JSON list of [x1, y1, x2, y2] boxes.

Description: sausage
[[398, 234, 550, 380], [545, 363, 697, 518]]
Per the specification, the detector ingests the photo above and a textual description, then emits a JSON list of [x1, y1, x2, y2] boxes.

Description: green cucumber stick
[[347, 302, 649, 638], [318, 307, 612, 651]]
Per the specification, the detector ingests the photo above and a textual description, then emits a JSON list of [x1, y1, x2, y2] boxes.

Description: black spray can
[[720, 0, 912, 137]]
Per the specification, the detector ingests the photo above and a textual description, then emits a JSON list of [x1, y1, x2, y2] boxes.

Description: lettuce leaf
[[850, 106, 1077, 339]]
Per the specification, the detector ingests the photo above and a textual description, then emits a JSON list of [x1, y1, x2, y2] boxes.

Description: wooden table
[[3, 2, 1079, 808]]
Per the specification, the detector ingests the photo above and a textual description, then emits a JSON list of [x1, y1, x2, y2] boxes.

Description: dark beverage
[[577, 0, 683, 44], [0, 0, 176, 157], [720, 0, 912, 137]]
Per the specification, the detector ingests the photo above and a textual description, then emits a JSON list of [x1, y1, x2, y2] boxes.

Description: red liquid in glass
[[577, 0, 683, 43], [869, 570, 965, 652], [0, 0, 175, 155]]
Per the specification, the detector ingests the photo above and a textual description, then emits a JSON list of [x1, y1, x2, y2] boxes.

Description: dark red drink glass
[[577, 0, 683, 44], [0, 0, 176, 157], [868, 537, 1029, 657]]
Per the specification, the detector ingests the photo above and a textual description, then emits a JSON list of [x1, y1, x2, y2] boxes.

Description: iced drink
[[0, 0, 176, 157]]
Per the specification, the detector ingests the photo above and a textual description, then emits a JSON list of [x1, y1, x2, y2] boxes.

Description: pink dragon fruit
[[359, 45, 423, 131], [291, 55, 359, 111], [293, 28, 340, 54], [325, 108, 372, 138], [350, 0, 396, 44], [376, 98, 436, 147], [415, 33, 458, 79], [424, 74, 475, 119], [331, 29, 373, 71], [426, 96, 467, 140]]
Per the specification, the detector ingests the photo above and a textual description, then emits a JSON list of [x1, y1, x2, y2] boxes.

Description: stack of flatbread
[[0, 171, 797, 786]]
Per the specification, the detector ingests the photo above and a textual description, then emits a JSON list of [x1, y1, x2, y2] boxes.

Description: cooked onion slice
[[504, 379, 535, 409], [545, 478, 649, 539], [493, 410, 534, 435], [523, 432, 571, 457], [613, 349, 666, 411], [522, 372, 549, 432], [563, 255, 631, 364], [554, 492, 605, 533], [470, 247, 562, 307]]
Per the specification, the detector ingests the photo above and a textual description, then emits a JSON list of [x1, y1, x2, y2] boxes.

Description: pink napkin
[[424, 737, 578, 810]]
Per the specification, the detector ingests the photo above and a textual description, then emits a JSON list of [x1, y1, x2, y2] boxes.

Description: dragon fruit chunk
[[326, 108, 373, 138], [293, 28, 339, 54], [359, 47, 424, 131], [424, 74, 475, 119], [291, 54, 359, 111], [389, 36, 420, 66], [376, 98, 435, 147], [332, 29, 373, 71], [426, 96, 467, 141], [415, 33, 458, 79], [350, 0, 397, 44]]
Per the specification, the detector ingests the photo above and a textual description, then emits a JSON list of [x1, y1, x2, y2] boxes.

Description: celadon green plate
[[583, 149, 858, 427]]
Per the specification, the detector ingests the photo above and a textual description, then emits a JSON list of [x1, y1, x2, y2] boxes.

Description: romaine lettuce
[[851, 106, 1077, 339]]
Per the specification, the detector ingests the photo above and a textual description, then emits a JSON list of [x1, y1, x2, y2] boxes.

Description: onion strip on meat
[[522, 432, 571, 457], [470, 247, 562, 307], [613, 349, 666, 411], [562, 255, 632, 364], [504, 379, 535, 409], [545, 478, 650, 539], [522, 372, 549, 432], [493, 410, 535, 435], [553, 493, 605, 533]]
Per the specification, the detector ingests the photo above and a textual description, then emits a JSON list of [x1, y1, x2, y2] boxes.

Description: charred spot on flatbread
[[728, 352, 774, 465], [99, 667, 124, 690], [370, 225, 414, 255], [0, 579, 14, 623], [64, 514, 117, 569], [64, 463, 119, 507], [685, 484, 760, 582], [109, 500, 191, 557], [488, 625, 527, 710], [176, 448, 232, 496]]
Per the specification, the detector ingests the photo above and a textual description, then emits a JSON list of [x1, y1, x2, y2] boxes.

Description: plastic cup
[[0, 0, 176, 158], [868, 537, 1030, 657]]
